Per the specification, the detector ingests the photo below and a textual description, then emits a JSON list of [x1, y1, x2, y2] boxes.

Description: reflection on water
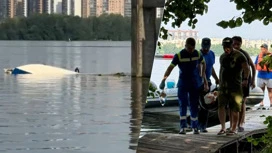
[[140, 113, 180, 136], [0, 41, 147, 153], [0, 74, 148, 153]]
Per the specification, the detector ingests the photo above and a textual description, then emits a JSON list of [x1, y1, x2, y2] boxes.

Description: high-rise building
[[43, 0, 54, 14], [23, 0, 27, 16], [102, 0, 108, 13], [96, 0, 103, 16], [73, 0, 82, 17], [16, 0, 27, 17], [8, 0, 16, 18], [124, 0, 130, 17], [81, 0, 90, 18], [90, 0, 96, 16], [53, 0, 62, 14], [27, 0, 43, 16], [0, 0, 8, 20], [16, 0, 24, 17], [62, 0, 72, 15], [108, 0, 124, 16]]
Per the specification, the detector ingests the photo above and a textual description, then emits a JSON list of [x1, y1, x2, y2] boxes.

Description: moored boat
[[146, 81, 264, 109]]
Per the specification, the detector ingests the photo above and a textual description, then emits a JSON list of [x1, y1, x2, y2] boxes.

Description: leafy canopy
[[160, 0, 272, 42]]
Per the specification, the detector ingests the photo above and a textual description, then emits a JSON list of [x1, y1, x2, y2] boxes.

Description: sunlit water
[[0, 41, 147, 153]]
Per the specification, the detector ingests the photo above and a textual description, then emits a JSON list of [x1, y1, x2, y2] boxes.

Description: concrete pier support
[[131, 0, 165, 78]]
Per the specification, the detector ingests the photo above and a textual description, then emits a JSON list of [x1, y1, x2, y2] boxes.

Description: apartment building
[[73, 0, 82, 17], [82, 0, 90, 18], [96, 0, 104, 16], [27, 0, 43, 16], [53, 0, 62, 14], [16, 0, 24, 17], [0, 0, 140, 19], [43, 0, 54, 14], [0, 0, 8, 20], [167, 29, 199, 40], [108, 0, 124, 16], [124, 0, 130, 17], [62, 0, 72, 15]]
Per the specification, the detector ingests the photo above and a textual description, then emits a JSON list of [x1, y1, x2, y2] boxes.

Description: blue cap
[[201, 38, 211, 49]]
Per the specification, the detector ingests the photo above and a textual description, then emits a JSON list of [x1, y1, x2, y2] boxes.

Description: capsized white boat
[[4, 64, 78, 75]]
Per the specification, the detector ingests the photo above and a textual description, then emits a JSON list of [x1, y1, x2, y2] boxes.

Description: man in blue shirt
[[198, 38, 220, 133], [255, 43, 272, 109], [159, 37, 209, 134]]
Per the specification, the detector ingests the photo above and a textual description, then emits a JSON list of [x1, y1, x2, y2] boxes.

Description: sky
[[162, 0, 272, 40]]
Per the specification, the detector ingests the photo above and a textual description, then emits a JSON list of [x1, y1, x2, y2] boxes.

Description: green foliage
[[160, 0, 210, 41], [159, 0, 272, 46], [0, 13, 131, 41], [247, 115, 272, 153], [217, 0, 272, 29], [259, 55, 272, 72], [156, 42, 181, 54]]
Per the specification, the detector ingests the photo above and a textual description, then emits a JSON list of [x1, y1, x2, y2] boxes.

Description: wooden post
[[131, 0, 165, 78]]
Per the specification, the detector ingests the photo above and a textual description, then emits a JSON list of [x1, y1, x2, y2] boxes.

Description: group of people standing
[[159, 36, 272, 135]]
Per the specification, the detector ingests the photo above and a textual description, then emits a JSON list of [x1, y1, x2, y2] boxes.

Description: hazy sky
[[163, 1, 272, 40]]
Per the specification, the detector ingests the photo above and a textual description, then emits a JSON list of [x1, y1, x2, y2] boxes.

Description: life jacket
[[256, 53, 272, 72]]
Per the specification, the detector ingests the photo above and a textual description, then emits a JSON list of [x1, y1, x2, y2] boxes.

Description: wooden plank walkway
[[137, 109, 271, 153]]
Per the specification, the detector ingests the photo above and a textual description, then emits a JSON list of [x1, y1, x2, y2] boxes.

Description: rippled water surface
[[0, 41, 147, 153]]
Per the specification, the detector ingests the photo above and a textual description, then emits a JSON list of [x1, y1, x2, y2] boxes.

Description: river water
[[0, 41, 148, 153]]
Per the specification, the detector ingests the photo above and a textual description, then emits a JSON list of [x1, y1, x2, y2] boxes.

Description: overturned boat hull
[[4, 64, 77, 75]]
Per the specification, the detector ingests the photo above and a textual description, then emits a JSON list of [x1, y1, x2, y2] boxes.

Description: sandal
[[226, 128, 231, 132], [217, 129, 226, 135], [226, 130, 237, 136], [238, 127, 244, 132]]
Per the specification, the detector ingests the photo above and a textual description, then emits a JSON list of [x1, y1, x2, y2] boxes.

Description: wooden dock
[[137, 109, 271, 153]]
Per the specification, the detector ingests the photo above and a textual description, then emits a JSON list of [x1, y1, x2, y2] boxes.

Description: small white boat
[[4, 64, 78, 75], [146, 80, 264, 109]]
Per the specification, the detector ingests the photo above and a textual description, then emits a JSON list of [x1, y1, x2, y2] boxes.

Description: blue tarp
[[11, 68, 31, 75]]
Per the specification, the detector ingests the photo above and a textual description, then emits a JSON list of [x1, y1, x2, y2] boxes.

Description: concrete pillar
[[131, 0, 144, 77], [131, 0, 165, 78], [142, 8, 157, 77]]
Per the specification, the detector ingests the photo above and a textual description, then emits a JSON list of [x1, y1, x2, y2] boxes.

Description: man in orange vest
[[255, 43, 272, 109]]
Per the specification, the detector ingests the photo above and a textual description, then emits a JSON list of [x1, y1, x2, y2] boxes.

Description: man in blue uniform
[[198, 38, 220, 133], [159, 37, 209, 134]]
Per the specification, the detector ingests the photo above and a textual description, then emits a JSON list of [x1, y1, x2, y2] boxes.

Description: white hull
[[4, 64, 77, 75]]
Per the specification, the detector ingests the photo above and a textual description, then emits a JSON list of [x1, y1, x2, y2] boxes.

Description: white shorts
[[257, 78, 272, 88]]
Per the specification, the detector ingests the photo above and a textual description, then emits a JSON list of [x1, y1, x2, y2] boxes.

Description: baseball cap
[[201, 38, 211, 49], [222, 37, 233, 47], [260, 43, 268, 49]]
